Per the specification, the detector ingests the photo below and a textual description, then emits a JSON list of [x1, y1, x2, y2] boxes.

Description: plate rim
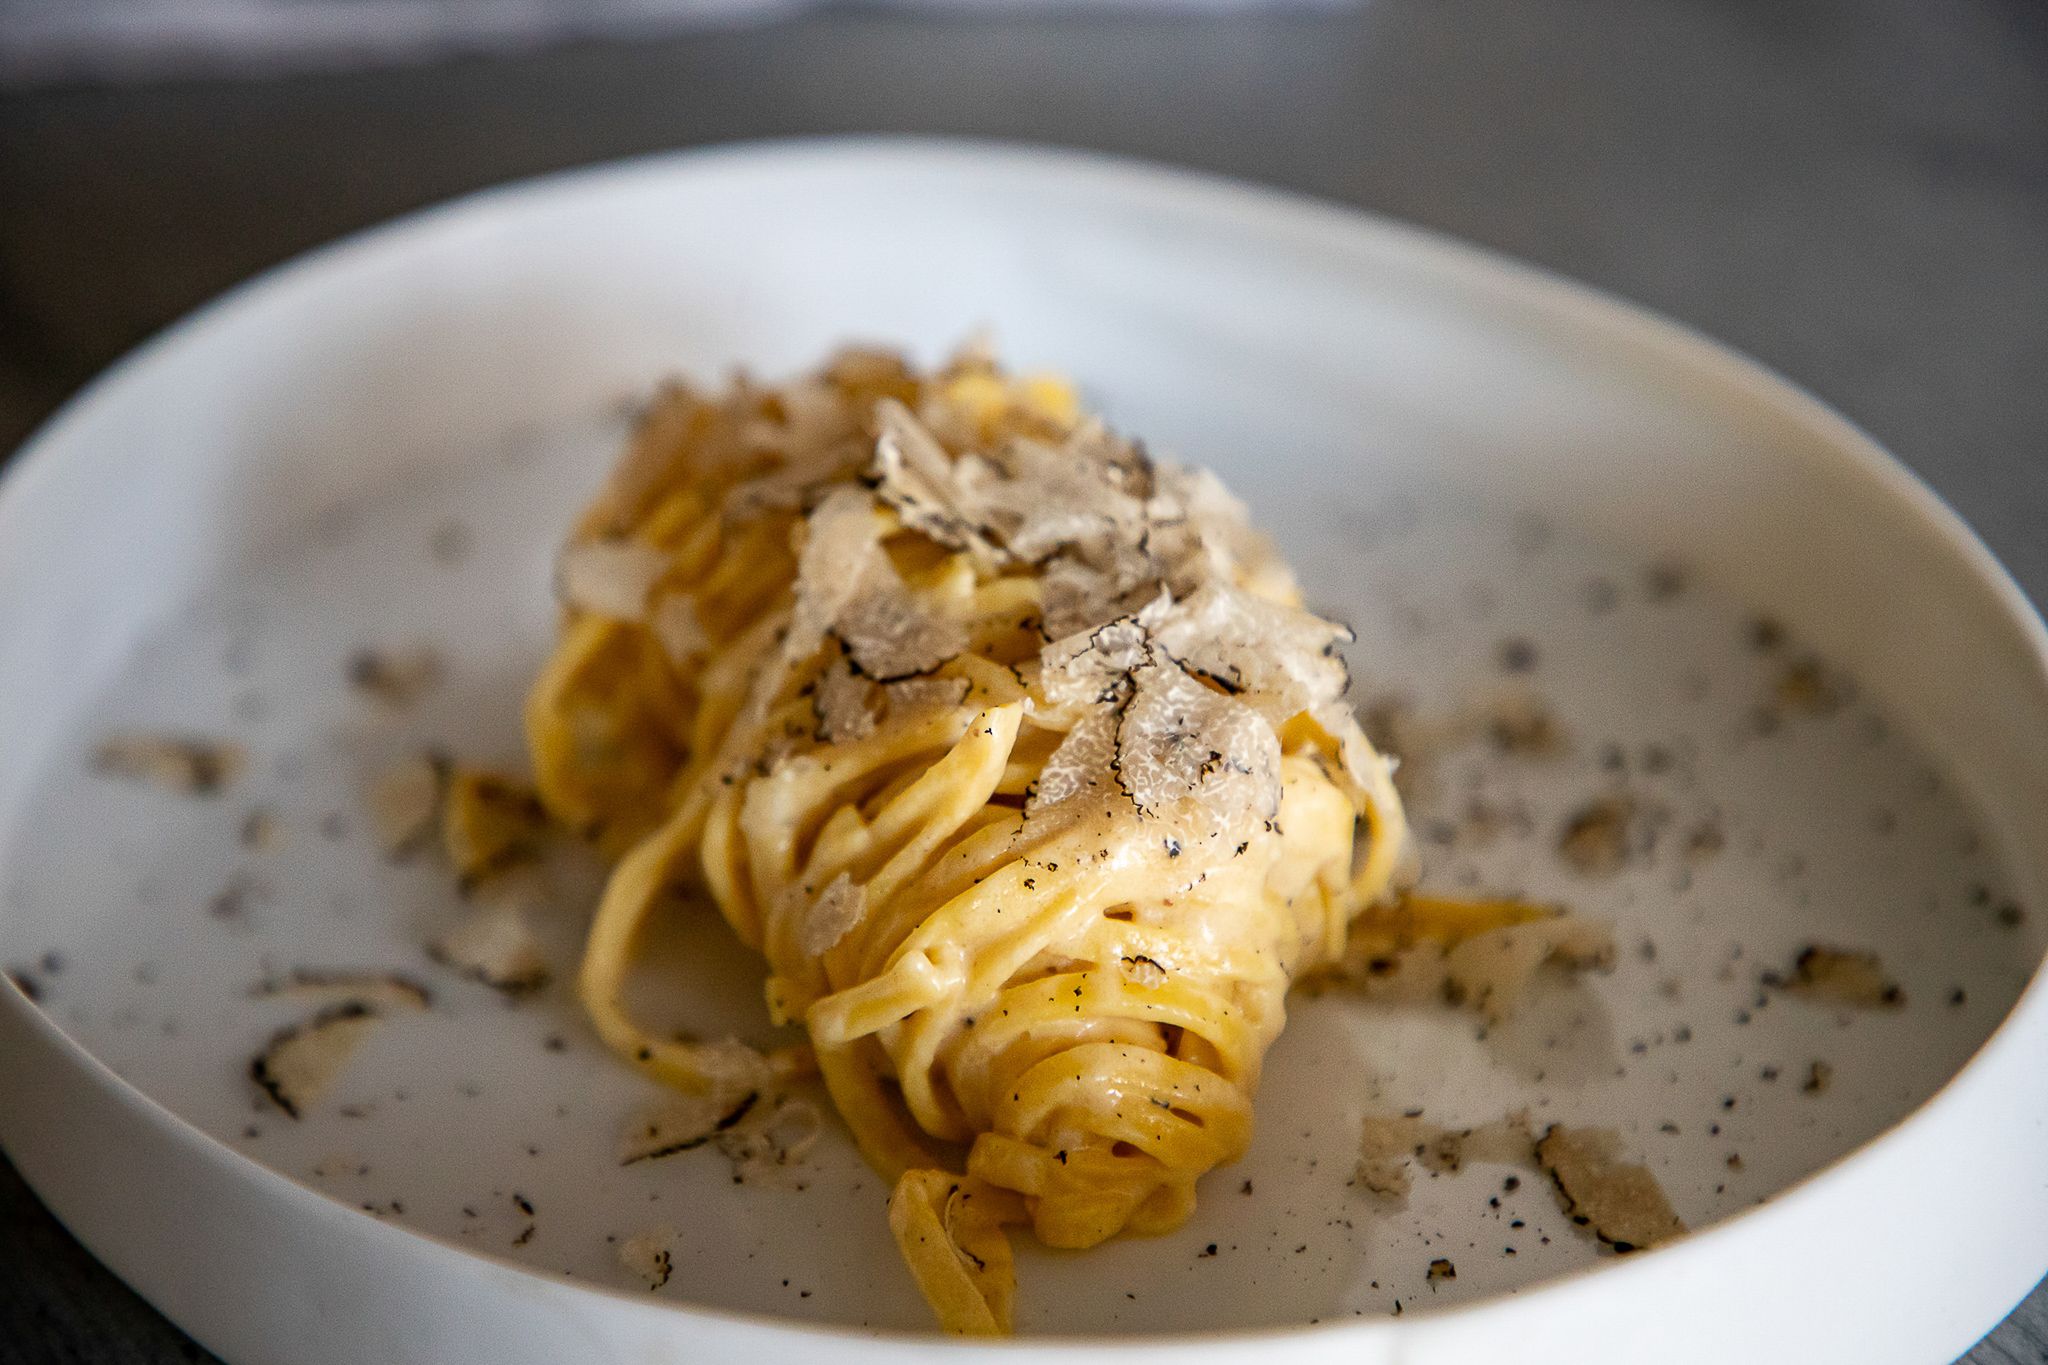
[[4, 132, 2047, 1357]]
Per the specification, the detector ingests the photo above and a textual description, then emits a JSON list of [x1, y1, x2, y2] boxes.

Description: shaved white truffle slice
[[1442, 917, 1617, 1022], [799, 873, 868, 958], [721, 1095, 823, 1187], [812, 655, 879, 743], [784, 487, 883, 665], [440, 769, 550, 889], [648, 594, 709, 666], [956, 430, 1145, 564], [347, 646, 443, 708], [779, 378, 862, 451], [885, 676, 972, 718], [253, 969, 432, 1012], [93, 734, 245, 796], [1147, 463, 1287, 594], [619, 1090, 763, 1165], [1355, 1114, 1459, 1199], [1773, 944, 1905, 1009], [368, 752, 447, 857], [556, 537, 668, 621], [429, 885, 549, 995], [251, 1002, 383, 1118], [1037, 556, 1116, 641], [618, 1228, 676, 1290], [1029, 708, 1119, 814], [1152, 581, 1351, 720], [1115, 657, 1282, 829], [837, 576, 967, 682], [1535, 1125, 1686, 1252], [1038, 616, 1152, 713], [1356, 1113, 1535, 1202], [869, 398, 1003, 565]]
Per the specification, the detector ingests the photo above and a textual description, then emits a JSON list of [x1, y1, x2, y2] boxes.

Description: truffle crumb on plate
[[1769, 945, 1905, 1010], [348, 646, 444, 709], [618, 1227, 677, 1290], [1534, 1125, 1685, 1252], [250, 1001, 386, 1119], [251, 968, 433, 1012], [92, 733, 245, 796]]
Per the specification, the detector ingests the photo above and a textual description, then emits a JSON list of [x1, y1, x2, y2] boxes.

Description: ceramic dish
[[2, 139, 2045, 1365]]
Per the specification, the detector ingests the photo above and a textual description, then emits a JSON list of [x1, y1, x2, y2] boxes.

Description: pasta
[[527, 345, 1452, 1332]]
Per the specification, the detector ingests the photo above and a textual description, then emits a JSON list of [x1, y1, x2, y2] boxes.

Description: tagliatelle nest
[[521, 343, 1577, 1335]]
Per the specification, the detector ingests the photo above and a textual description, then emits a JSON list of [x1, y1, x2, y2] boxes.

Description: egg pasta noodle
[[527, 346, 1516, 1333]]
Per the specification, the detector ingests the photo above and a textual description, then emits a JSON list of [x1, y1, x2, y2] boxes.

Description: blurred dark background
[[2, 1, 2046, 1360]]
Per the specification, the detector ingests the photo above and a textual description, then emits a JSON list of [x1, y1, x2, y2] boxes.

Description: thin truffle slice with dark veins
[[1037, 612, 1160, 714], [619, 1090, 763, 1165], [1441, 918, 1618, 1022], [958, 428, 1148, 564], [1028, 707, 1120, 815], [798, 872, 868, 958], [1114, 654, 1283, 838], [347, 646, 443, 708], [784, 486, 885, 666], [1151, 580, 1352, 720], [1355, 1112, 1534, 1201], [1769, 944, 1905, 1009], [429, 875, 551, 996], [556, 536, 669, 622], [1535, 1124, 1686, 1253], [618, 1228, 677, 1290], [368, 752, 448, 858], [868, 398, 1005, 567], [812, 653, 880, 743], [835, 570, 970, 683], [252, 969, 432, 1012], [92, 733, 245, 796], [251, 1002, 385, 1119]]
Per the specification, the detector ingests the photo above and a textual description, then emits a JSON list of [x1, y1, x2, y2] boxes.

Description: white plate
[[2, 139, 2046, 1365]]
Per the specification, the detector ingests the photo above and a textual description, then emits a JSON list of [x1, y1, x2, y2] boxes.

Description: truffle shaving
[[1152, 581, 1351, 721], [1772, 945, 1904, 1009], [798, 873, 868, 958], [885, 676, 972, 718], [93, 734, 244, 796], [958, 429, 1146, 564], [253, 969, 432, 1012], [869, 398, 1003, 566], [440, 769, 550, 889], [429, 880, 550, 995], [557, 537, 668, 621], [1115, 656, 1282, 833], [251, 1002, 384, 1119], [836, 570, 967, 682], [619, 1089, 763, 1164], [1534, 1125, 1686, 1252], [784, 487, 883, 665], [1038, 616, 1151, 715], [1442, 917, 1618, 1021], [1029, 708, 1119, 815], [812, 655, 879, 743], [648, 594, 709, 666], [1356, 1112, 1534, 1201], [618, 1228, 676, 1290], [369, 752, 447, 857], [347, 646, 443, 708], [719, 1094, 823, 1186]]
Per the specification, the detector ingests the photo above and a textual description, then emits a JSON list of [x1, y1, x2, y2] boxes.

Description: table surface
[[2, 0, 2047, 1359]]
